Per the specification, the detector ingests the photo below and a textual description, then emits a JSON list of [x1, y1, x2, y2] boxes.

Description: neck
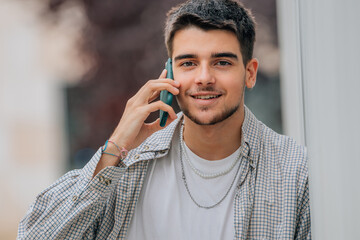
[[182, 105, 244, 161]]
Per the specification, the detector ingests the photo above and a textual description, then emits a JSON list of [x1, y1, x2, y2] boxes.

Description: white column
[[277, 0, 360, 239], [277, 0, 306, 145]]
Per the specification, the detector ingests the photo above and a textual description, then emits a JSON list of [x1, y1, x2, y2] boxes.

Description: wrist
[[102, 139, 128, 160], [102, 143, 119, 156], [108, 136, 131, 152]]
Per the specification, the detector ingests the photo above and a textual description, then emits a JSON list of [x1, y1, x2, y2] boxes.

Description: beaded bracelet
[[102, 140, 128, 160]]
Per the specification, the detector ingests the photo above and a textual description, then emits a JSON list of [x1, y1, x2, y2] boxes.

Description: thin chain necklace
[[181, 137, 241, 179], [179, 122, 242, 209]]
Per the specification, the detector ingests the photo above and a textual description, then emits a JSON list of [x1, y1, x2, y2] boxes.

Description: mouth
[[191, 94, 222, 100]]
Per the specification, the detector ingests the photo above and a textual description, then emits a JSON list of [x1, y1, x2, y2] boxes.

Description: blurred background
[[0, 0, 280, 238], [1, 0, 359, 239]]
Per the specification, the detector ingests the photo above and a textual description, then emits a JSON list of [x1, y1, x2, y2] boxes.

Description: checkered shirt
[[18, 106, 311, 239]]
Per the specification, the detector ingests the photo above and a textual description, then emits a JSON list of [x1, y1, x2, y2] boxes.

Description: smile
[[192, 95, 221, 100]]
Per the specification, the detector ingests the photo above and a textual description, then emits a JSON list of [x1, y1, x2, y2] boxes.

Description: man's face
[[172, 27, 248, 125]]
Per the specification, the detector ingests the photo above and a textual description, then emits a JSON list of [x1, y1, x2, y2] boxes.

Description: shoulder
[[260, 123, 308, 176]]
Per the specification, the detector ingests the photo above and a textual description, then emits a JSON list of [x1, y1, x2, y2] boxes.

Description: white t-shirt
[[127, 129, 242, 240]]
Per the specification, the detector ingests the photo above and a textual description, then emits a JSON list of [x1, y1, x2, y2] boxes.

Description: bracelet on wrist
[[102, 139, 128, 160]]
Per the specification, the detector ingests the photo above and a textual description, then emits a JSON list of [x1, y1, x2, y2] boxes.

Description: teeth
[[194, 95, 219, 99]]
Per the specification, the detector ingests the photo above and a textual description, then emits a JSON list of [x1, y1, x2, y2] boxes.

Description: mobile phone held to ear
[[159, 58, 174, 127]]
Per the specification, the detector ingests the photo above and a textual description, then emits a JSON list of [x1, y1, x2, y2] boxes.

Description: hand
[[109, 69, 180, 151]]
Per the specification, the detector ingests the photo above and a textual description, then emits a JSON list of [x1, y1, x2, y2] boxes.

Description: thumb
[[146, 115, 177, 134]]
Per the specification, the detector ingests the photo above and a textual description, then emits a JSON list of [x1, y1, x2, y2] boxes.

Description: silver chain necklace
[[179, 123, 242, 209], [181, 137, 241, 179]]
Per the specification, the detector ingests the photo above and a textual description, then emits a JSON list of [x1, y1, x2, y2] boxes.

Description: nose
[[194, 63, 215, 85]]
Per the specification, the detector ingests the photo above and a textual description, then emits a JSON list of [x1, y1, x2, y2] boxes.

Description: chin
[[182, 105, 240, 126]]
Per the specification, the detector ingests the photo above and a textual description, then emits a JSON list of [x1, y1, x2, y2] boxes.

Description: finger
[[148, 90, 160, 103], [144, 82, 180, 97], [159, 69, 167, 78], [134, 82, 179, 106], [148, 78, 180, 87], [131, 78, 178, 105], [145, 117, 176, 133], [159, 78, 180, 87], [144, 100, 177, 120], [137, 79, 179, 97]]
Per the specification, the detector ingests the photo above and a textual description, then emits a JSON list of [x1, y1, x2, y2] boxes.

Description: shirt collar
[[241, 106, 262, 169], [129, 106, 262, 168], [124, 112, 183, 165]]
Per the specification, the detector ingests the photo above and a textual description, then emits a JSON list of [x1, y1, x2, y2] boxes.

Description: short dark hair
[[165, 0, 256, 66]]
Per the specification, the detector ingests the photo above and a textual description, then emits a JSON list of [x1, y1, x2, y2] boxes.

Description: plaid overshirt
[[18, 106, 311, 239]]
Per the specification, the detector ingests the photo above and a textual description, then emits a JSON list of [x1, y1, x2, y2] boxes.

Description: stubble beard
[[177, 75, 246, 125], [181, 102, 241, 125], [177, 88, 244, 125]]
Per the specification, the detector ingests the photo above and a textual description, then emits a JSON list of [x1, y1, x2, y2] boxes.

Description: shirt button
[[105, 179, 112, 186], [98, 175, 105, 183], [72, 195, 78, 201], [144, 145, 149, 150], [159, 150, 166, 154], [134, 154, 140, 159]]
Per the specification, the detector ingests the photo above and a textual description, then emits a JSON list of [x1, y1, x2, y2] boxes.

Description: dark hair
[[165, 0, 256, 66]]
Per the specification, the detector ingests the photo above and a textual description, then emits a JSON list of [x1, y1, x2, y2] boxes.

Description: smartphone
[[159, 58, 174, 127]]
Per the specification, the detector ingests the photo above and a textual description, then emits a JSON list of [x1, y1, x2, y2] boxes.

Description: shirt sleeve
[[294, 149, 312, 240], [17, 147, 126, 239], [295, 177, 311, 240]]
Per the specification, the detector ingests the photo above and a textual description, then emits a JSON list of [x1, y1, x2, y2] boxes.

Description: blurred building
[[0, 0, 280, 239], [0, 0, 86, 238]]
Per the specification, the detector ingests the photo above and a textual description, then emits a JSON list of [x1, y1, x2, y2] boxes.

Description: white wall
[[277, 0, 360, 239]]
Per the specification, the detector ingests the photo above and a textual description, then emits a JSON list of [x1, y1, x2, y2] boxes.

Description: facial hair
[[182, 102, 240, 125], [177, 75, 245, 126]]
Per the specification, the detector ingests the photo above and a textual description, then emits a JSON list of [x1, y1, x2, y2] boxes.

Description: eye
[[180, 61, 196, 67], [215, 61, 231, 66]]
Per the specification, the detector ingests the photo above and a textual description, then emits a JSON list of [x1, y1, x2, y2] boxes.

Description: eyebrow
[[174, 54, 198, 62], [174, 52, 238, 62], [211, 52, 238, 60]]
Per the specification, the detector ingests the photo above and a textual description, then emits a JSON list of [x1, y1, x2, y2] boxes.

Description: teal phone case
[[159, 58, 174, 127]]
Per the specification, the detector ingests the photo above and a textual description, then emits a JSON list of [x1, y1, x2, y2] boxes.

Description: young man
[[18, 0, 311, 239]]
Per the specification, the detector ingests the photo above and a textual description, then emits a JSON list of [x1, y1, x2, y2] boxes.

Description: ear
[[245, 58, 259, 89]]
